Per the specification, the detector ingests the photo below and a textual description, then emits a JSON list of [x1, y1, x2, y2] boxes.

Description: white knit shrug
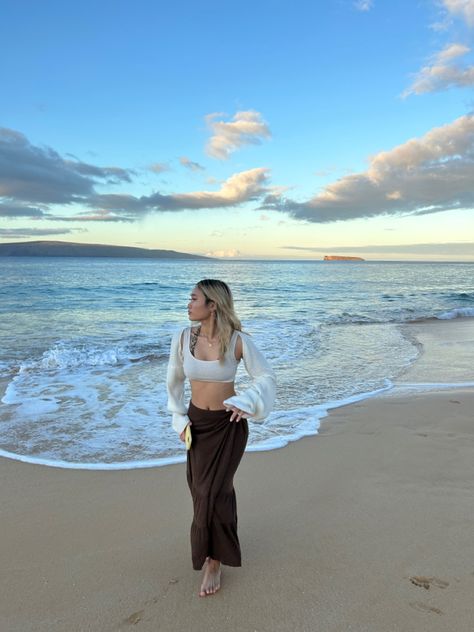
[[166, 328, 276, 434]]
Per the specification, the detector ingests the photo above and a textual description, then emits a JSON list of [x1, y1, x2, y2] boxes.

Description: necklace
[[199, 335, 215, 347], [197, 326, 217, 347]]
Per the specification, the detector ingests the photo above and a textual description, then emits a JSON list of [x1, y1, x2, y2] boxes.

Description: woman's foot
[[199, 557, 221, 597]]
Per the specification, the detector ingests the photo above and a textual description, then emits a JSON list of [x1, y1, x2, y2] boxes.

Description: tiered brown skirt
[[186, 402, 248, 570]]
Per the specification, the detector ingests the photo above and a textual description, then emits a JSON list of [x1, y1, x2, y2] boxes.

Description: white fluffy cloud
[[91, 167, 271, 214], [205, 111, 271, 160], [403, 43, 474, 95], [442, 0, 474, 26], [262, 114, 474, 222]]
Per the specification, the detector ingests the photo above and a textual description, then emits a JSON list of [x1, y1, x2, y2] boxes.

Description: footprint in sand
[[124, 609, 145, 625], [409, 576, 449, 590], [409, 601, 443, 615]]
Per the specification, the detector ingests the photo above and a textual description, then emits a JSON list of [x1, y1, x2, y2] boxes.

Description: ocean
[[1, 257, 473, 469]]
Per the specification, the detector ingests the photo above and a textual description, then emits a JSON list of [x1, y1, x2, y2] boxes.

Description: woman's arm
[[166, 329, 190, 434], [223, 332, 276, 422]]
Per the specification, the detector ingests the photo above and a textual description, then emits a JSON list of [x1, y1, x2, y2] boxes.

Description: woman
[[167, 279, 276, 597]]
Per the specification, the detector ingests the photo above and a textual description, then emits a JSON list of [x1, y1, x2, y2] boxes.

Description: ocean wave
[[437, 307, 474, 320], [18, 344, 127, 372], [444, 292, 474, 302], [326, 309, 419, 325], [324, 304, 474, 325], [17, 339, 167, 374]]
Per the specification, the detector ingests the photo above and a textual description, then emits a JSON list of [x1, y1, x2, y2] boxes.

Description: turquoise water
[[1, 257, 473, 468]]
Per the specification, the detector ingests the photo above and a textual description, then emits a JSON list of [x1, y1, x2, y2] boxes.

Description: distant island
[[323, 255, 365, 262], [0, 240, 211, 260]]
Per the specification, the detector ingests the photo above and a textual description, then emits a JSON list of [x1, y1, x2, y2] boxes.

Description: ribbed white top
[[182, 327, 239, 383]]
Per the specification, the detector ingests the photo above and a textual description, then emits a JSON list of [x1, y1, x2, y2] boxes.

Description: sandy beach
[[1, 320, 474, 632]]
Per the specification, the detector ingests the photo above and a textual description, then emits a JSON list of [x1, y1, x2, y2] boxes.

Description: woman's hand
[[179, 422, 191, 442], [226, 405, 251, 422]]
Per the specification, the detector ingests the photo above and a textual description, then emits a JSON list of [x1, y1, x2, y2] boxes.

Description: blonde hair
[[196, 279, 242, 358]]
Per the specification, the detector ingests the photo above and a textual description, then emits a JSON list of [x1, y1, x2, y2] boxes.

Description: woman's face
[[187, 286, 213, 322]]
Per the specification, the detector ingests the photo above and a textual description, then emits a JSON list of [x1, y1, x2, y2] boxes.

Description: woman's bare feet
[[199, 557, 221, 597]]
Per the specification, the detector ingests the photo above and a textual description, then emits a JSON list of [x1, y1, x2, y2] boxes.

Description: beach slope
[[1, 383, 473, 631]]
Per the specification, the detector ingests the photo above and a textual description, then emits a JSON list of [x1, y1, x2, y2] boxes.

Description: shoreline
[[1, 317, 474, 630], [1, 317, 473, 471], [0, 382, 394, 470]]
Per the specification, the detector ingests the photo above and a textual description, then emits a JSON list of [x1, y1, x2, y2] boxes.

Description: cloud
[[0, 127, 132, 205], [438, 42, 471, 61], [205, 111, 271, 160], [403, 43, 474, 96], [0, 128, 93, 204], [354, 0, 374, 11], [261, 114, 474, 223], [282, 242, 474, 256], [179, 156, 205, 172], [90, 167, 270, 215], [442, 0, 474, 26], [0, 203, 47, 218], [0, 227, 83, 238], [64, 161, 132, 183], [1, 127, 270, 222], [205, 249, 241, 258], [52, 209, 135, 222], [149, 162, 170, 174]]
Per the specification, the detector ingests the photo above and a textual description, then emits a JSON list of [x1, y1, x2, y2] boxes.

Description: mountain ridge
[[0, 240, 211, 260]]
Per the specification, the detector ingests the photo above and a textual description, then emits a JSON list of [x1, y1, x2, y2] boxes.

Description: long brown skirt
[[186, 401, 249, 570]]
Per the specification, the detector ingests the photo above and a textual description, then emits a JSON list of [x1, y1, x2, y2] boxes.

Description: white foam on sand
[[0, 383, 394, 470], [1, 318, 472, 471]]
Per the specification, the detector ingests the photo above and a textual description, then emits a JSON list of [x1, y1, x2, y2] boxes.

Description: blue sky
[[1, 0, 474, 259]]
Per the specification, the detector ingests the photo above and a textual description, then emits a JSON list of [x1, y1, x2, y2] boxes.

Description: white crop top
[[167, 326, 276, 435], [182, 327, 239, 383]]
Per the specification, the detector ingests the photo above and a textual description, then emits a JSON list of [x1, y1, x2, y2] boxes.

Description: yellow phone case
[[185, 424, 192, 450]]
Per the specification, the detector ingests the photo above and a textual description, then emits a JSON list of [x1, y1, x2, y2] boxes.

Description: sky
[[1, 0, 474, 260]]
